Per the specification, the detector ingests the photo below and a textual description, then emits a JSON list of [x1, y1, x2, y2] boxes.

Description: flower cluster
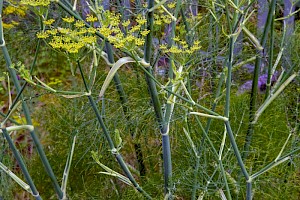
[[160, 40, 201, 55], [96, 11, 150, 50], [37, 18, 97, 54], [2, 4, 27, 29], [20, 0, 50, 6]]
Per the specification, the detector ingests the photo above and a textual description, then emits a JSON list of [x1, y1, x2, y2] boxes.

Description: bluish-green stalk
[[77, 61, 152, 199], [160, 1, 182, 197], [242, 0, 277, 161], [1, 128, 41, 200], [143, 0, 175, 196], [265, 15, 275, 99], [0, 6, 63, 198], [224, 122, 250, 197]]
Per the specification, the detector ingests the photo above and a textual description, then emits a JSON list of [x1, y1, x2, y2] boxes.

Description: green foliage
[[1, 1, 300, 200]]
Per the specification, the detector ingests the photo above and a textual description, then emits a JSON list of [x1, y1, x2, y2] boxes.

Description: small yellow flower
[[43, 19, 55, 25], [16, 7, 27, 17], [12, 21, 19, 26], [169, 46, 182, 54], [159, 9, 164, 14], [3, 23, 14, 29], [87, 27, 96, 33], [67, 47, 79, 53], [86, 14, 98, 22], [77, 28, 87, 34], [154, 19, 162, 26], [58, 28, 70, 34], [135, 38, 145, 46], [74, 20, 85, 28], [81, 36, 97, 43], [163, 18, 172, 24], [46, 29, 58, 35], [194, 40, 201, 45], [160, 44, 167, 50], [114, 40, 125, 48], [180, 40, 187, 46], [49, 40, 63, 48], [3, 6, 16, 15], [182, 44, 188, 49], [21, 0, 50, 6], [36, 31, 49, 39], [98, 27, 112, 37], [167, 3, 176, 9], [125, 35, 135, 43], [173, 36, 180, 42], [110, 14, 121, 26], [186, 49, 193, 54], [190, 44, 201, 52], [136, 17, 147, 25], [62, 16, 75, 23], [129, 24, 141, 33], [112, 27, 122, 35], [62, 36, 71, 43], [140, 29, 150, 36], [122, 19, 130, 27]]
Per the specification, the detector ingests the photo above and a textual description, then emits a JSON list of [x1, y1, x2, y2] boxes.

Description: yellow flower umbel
[[43, 19, 55, 25], [62, 16, 75, 23], [37, 16, 97, 54], [94, 10, 150, 51], [160, 39, 202, 64], [3, 5, 26, 16], [86, 14, 98, 22], [36, 31, 49, 39], [2, 4, 27, 29], [21, 0, 50, 6]]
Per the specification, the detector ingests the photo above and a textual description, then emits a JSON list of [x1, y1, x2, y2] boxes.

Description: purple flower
[[238, 71, 279, 94], [157, 56, 169, 67], [242, 64, 255, 73], [155, 56, 169, 76]]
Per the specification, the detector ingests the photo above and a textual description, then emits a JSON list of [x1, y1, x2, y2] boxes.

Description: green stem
[[246, 182, 252, 200], [1, 128, 41, 199], [265, 15, 275, 99], [242, 0, 277, 161], [143, 0, 174, 195], [225, 121, 249, 180], [77, 61, 152, 199]]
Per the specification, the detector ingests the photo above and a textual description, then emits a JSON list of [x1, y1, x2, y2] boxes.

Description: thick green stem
[[143, 0, 174, 195], [242, 0, 277, 160], [2, 128, 41, 200], [265, 15, 275, 99], [246, 182, 252, 200]]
